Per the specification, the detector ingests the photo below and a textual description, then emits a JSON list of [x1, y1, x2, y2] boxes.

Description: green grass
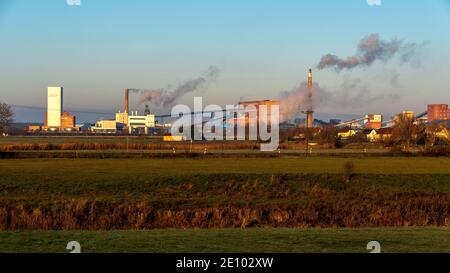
[[1, 157, 450, 252], [1, 228, 449, 253], [1, 157, 450, 204], [2, 157, 450, 176]]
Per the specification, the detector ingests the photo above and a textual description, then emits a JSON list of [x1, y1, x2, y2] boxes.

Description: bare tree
[[317, 126, 339, 148], [392, 114, 415, 151], [0, 102, 14, 134], [414, 123, 427, 146]]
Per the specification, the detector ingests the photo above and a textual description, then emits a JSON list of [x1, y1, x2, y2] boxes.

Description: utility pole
[[126, 130, 129, 153], [302, 110, 310, 157]]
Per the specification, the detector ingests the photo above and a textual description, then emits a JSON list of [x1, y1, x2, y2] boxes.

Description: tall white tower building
[[47, 87, 63, 128]]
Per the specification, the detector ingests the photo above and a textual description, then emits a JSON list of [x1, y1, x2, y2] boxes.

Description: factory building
[[238, 100, 280, 126], [46, 87, 63, 128], [238, 100, 280, 120], [428, 104, 450, 123], [91, 120, 118, 134], [364, 114, 383, 129], [61, 112, 76, 130], [127, 112, 156, 134], [44, 111, 77, 132], [109, 89, 156, 134], [42, 87, 77, 132], [115, 111, 129, 126], [402, 111, 415, 120], [393, 111, 415, 124]]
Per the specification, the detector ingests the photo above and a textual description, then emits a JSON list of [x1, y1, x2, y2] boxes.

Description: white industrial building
[[91, 120, 119, 134], [127, 112, 156, 134], [90, 112, 156, 134], [47, 87, 63, 128]]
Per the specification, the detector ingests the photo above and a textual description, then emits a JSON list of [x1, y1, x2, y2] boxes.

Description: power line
[[11, 104, 117, 116], [11, 103, 372, 125], [12, 103, 362, 118], [11, 103, 299, 118]]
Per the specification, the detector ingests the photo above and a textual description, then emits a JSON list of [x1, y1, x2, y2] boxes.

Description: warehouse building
[[91, 120, 118, 134], [428, 104, 450, 123], [42, 87, 77, 132]]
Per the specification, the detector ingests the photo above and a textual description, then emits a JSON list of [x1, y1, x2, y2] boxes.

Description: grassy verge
[[1, 228, 449, 253], [0, 157, 449, 229], [2, 157, 450, 176]]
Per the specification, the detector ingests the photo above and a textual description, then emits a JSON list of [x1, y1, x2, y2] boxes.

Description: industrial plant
[[26, 87, 78, 132], [27, 87, 158, 135], [16, 69, 450, 145], [93, 89, 157, 135]]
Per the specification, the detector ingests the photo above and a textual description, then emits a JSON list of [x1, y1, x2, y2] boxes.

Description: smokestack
[[306, 69, 314, 128], [144, 103, 150, 116], [125, 89, 130, 115]]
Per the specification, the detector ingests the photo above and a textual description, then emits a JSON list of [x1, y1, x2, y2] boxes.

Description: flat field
[[1, 228, 450, 253], [1, 157, 450, 203], [1, 156, 450, 252]]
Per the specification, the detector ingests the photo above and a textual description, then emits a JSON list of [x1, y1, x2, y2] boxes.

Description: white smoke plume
[[317, 33, 426, 71], [131, 66, 220, 109], [279, 82, 322, 122], [279, 78, 400, 122], [279, 34, 425, 121]]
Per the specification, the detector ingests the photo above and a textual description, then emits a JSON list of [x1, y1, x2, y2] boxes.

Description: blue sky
[[1, 0, 450, 122]]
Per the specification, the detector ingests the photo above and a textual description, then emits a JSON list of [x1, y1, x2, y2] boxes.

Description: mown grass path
[[1, 228, 449, 253]]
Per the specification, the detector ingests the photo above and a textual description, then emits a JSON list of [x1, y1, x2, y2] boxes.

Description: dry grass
[[1, 157, 450, 230], [1, 189, 450, 230], [0, 141, 322, 152]]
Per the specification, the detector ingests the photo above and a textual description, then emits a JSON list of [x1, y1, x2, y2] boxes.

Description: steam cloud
[[279, 78, 400, 122], [131, 66, 220, 109], [279, 82, 321, 122], [317, 33, 426, 71], [321, 77, 400, 108], [276, 33, 425, 122]]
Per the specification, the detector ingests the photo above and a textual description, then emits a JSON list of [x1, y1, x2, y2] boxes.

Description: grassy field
[[1, 156, 450, 252], [1, 228, 450, 253], [1, 157, 450, 204], [2, 157, 450, 176]]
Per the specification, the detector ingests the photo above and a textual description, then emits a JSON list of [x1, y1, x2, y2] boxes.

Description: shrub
[[343, 161, 356, 183]]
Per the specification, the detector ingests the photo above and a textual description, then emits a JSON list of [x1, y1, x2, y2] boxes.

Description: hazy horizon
[[1, 0, 450, 123]]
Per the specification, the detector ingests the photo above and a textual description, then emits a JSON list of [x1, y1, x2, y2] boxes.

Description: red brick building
[[364, 114, 383, 129], [61, 112, 76, 129], [44, 111, 76, 130], [428, 104, 450, 123]]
